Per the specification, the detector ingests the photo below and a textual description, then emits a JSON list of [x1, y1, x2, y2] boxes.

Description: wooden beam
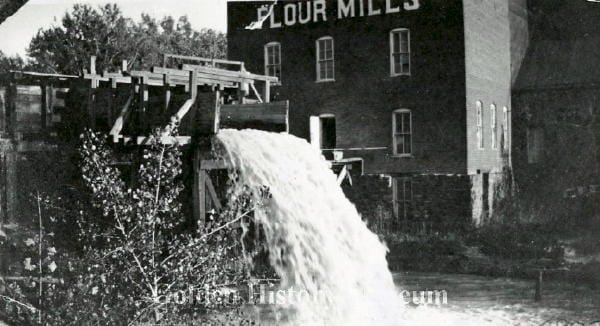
[[131, 70, 236, 88], [163, 53, 244, 68], [109, 93, 134, 142], [153, 66, 253, 85], [172, 99, 195, 124], [200, 159, 229, 170], [163, 75, 171, 112], [198, 166, 207, 228], [219, 101, 289, 131], [135, 135, 191, 145], [189, 70, 198, 99], [138, 77, 148, 133], [193, 150, 204, 229], [263, 80, 271, 103], [181, 64, 279, 83], [205, 174, 222, 210], [89, 56, 96, 75], [250, 82, 263, 103], [337, 165, 347, 185]]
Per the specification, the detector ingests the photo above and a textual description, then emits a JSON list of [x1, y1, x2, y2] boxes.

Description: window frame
[[264, 41, 281, 84], [389, 28, 411, 77], [476, 101, 484, 150], [392, 109, 413, 157], [393, 177, 413, 222], [490, 103, 497, 149], [316, 36, 335, 82]]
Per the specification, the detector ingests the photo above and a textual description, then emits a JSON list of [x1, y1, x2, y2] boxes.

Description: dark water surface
[[394, 272, 600, 325]]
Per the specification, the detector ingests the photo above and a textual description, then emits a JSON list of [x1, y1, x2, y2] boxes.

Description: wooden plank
[[135, 135, 191, 145], [198, 167, 207, 228], [196, 91, 220, 136], [109, 94, 134, 142], [263, 80, 271, 103], [250, 82, 263, 103], [182, 64, 279, 83], [90, 56, 96, 75], [131, 70, 236, 88], [164, 53, 244, 67], [219, 101, 289, 129], [337, 165, 347, 186], [189, 70, 198, 99], [153, 66, 254, 85], [200, 159, 229, 170], [205, 174, 222, 210], [172, 99, 195, 124], [193, 150, 203, 228]]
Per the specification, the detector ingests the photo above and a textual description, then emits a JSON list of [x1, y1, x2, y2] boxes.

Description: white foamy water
[[216, 129, 546, 326]]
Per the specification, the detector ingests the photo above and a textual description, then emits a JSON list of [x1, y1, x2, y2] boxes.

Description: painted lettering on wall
[[255, 0, 421, 29]]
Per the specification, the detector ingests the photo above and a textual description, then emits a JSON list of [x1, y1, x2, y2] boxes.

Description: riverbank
[[382, 223, 600, 288]]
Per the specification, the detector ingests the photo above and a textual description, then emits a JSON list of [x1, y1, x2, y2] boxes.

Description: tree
[[27, 4, 227, 75], [76, 129, 247, 324], [0, 51, 27, 73]]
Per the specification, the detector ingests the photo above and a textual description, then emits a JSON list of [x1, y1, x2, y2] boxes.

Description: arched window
[[476, 101, 484, 149], [490, 103, 497, 149], [393, 109, 412, 156], [264, 42, 281, 82], [316, 36, 334, 81], [390, 28, 411, 76]]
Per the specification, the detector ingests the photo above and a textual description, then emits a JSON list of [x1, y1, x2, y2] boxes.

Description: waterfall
[[217, 129, 401, 325]]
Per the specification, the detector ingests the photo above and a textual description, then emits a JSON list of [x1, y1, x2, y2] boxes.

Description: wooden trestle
[[83, 54, 288, 228]]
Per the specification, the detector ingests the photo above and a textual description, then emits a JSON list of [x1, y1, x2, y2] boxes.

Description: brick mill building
[[227, 0, 532, 231], [1, 0, 599, 232]]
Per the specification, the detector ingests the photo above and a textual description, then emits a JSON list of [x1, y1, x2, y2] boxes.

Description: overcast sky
[[0, 0, 228, 57]]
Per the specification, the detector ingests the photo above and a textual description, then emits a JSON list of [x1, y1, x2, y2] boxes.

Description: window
[[490, 104, 497, 149], [393, 109, 412, 156], [393, 177, 413, 221], [476, 101, 484, 149], [264, 42, 281, 82], [390, 28, 410, 76], [316, 37, 334, 81], [502, 107, 509, 151]]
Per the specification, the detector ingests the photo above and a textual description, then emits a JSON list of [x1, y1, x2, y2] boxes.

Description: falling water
[[216, 129, 555, 326], [217, 129, 401, 325]]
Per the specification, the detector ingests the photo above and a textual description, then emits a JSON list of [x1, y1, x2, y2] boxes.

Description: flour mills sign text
[[253, 0, 421, 29]]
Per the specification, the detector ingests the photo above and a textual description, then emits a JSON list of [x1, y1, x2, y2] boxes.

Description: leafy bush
[[1, 129, 252, 325], [379, 231, 468, 272], [465, 223, 564, 261]]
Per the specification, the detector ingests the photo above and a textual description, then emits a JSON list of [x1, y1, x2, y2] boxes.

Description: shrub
[[466, 223, 564, 261], [1, 129, 251, 325]]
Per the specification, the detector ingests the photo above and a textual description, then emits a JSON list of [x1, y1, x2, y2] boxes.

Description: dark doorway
[[320, 115, 335, 160], [320, 116, 336, 150]]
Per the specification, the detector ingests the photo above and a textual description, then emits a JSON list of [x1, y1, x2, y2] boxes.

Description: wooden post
[[189, 70, 198, 100], [90, 56, 96, 75], [193, 149, 206, 230], [138, 77, 148, 133], [88, 80, 96, 130], [534, 270, 543, 302], [40, 82, 47, 131], [4, 151, 17, 224], [263, 80, 271, 103], [163, 75, 171, 113]]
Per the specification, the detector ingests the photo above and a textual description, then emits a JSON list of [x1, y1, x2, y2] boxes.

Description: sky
[[0, 0, 228, 57]]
